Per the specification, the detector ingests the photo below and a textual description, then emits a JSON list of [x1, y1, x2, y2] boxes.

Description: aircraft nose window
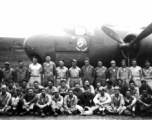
[[75, 25, 86, 36]]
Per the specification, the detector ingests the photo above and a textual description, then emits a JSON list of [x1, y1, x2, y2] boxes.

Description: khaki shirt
[[69, 66, 81, 78], [56, 66, 68, 79]]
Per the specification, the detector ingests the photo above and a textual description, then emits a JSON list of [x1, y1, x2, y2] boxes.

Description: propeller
[[130, 23, 152, 46], [102, 25, 124, 44], [102, 23, 152, 66], [101, 25, 130, 66]]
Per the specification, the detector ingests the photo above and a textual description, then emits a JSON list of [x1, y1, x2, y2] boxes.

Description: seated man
[[93, 87, 111, 116], [73, 83, 84, 105], [21, 88, 38, 115], [33, 81, 42, 94], [21, 80, 29, 95], [6, 80, 16, 96], [64, 89, 78, 115], [46, 81, 57, 96], [77, 87, 95, 115], [109, 86, 124, 115], [83, 80, 95, 94], [0, 85, 11, 115], [104, 80, 114, 95], [52, 88, 64, 116], [35, 88, 52, 117], [57, 79, 69, 97], [122, 89, 136, 116], [95, 82, 101, 95], [129, 81, 139, 98], [8, 87, 23, 115], [137, 88, 152, 116], [139, 79, 152, 95]]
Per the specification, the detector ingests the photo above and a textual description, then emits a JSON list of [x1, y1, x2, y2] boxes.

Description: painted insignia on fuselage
[[76, 37, 88, 51]]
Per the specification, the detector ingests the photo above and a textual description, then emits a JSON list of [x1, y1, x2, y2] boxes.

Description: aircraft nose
[[23, 34, 55, 63]]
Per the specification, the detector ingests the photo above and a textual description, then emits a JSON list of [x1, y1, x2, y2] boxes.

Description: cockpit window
[[75, 25, 86, 36]]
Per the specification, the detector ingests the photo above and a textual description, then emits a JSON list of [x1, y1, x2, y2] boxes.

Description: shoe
[[20, 112, 26, 116], [132, 113, 135, 117], [54, 112, 58, 117], [102, 112, 106, 116], [41, 113, 45, 117]]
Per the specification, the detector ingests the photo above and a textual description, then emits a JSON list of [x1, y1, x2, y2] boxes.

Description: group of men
[[0, 55, 152, 117]]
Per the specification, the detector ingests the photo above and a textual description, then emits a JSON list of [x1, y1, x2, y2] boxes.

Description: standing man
[[117, 59, 132, 86], [2, 62, 15, 86], [107, 60, 118, 86], [95, 61, 107, 87], [15, 60, 29, 87], [130, 59, 142, 87], [43, 55, 56, 87], [29, 56, 42, 87], [142, 60, 152, 88], [81, 58, 95, 86], [56, 60, 68, 87], [69, 59, 82, 88]]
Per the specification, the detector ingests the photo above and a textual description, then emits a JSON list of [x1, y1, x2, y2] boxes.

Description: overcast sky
[[0, 0, 151, 37]]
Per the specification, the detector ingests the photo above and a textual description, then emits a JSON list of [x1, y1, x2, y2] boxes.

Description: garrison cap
[[53, 88, 59, 93], [111, 60, 116, 64], [4, 62, 9, 65], [16, 87, 22, 91], [71, 59, 77, 63], [1, 85, 7, 89], [99, 87, 105, 91], [114, 86, 120, 90], [141, 79, 146, 83]]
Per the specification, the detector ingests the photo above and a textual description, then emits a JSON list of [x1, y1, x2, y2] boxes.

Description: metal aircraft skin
[[23, 24, 152, 68], [1, 23, 152, 68]]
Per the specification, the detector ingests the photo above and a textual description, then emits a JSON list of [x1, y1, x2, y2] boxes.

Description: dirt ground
[[0, 115, 151, 120]]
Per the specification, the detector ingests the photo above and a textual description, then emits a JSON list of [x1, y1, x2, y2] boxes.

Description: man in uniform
[[2, 62, 15, 86], [130, 59, 142, 87], [21, 88, 38, 115], [93, 87, 111, 116], [107, 60, 118, 86], [35, 88, 52, 117], [43, 55, 56, 87], [142, 60, 152, 88], [45, 81, 57, 96], [0, 85, 11, 115], [117, 79, 128, 96], [64, 89, 78, 115], [52, 88, 64, 116], [122, 89, 136, 116], [137, 88, 152, 116], [21, 80, 29, 95], [56, 60, 68, 87], [104, 80, 114, 95], [81, 58, 95, 86], [139, 79, 152, 95], [109, 86, 125, 115], [57, 79, 69, 97], [15, 60, 29, 87], [95, 61, 107, 87], [68, 59, 82, 88], [28, 56, 42, 87], [117, 59, 132, 86]]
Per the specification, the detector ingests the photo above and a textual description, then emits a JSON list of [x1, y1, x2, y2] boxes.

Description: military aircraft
[[22, 23, 152, 68], [1, 23, 152, 68]]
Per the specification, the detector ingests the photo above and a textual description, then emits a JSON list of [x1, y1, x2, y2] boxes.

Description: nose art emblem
[[76, 37, 88, 51]]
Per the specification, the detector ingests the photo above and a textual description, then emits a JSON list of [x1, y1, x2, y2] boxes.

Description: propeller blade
[[102, 25, 124, 44], [127, 51, 130, 67], [130, 23, 152, 46]]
